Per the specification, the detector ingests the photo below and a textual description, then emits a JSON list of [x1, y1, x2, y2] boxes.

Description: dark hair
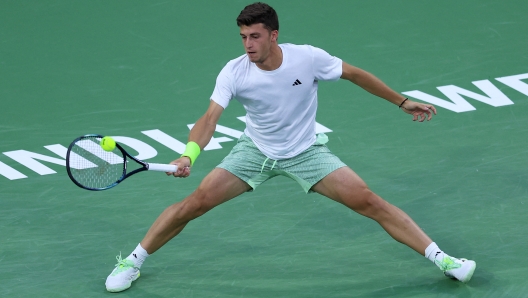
[[236, 2, 279, 32]]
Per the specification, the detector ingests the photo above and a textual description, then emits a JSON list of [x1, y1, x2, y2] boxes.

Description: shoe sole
[[106, 271, 140, 293]]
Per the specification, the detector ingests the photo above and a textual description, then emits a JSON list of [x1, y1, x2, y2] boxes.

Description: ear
[[271, 30, 279, 42]]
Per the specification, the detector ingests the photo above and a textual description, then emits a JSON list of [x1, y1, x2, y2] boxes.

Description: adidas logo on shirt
[[292, 79, 302, 86]]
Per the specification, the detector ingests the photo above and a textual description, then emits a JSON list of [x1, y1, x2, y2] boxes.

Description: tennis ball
[[100, 136, 116, 152]]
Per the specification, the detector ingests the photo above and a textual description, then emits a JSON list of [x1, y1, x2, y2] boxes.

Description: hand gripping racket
[[66, 134, 177, 191]]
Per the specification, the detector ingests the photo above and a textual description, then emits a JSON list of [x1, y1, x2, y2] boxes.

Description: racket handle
[[147, 163, 178, 172]]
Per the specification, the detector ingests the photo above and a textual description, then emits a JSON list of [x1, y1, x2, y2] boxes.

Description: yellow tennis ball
[[100, 136, 116, 152]]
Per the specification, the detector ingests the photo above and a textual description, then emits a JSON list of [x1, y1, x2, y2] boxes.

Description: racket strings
[[68, 136, 126, 189]]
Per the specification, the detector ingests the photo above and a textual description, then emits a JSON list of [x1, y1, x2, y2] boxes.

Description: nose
[[244, 38, 252, 49]]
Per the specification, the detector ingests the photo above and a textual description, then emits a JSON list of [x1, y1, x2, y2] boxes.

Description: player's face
[[239, 23, 277, 64]]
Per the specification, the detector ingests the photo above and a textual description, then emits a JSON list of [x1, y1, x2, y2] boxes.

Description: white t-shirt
[[211, 43, 342, 160]]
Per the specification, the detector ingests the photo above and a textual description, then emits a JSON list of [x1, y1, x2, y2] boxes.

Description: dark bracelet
[[398, 98, 408, 109]]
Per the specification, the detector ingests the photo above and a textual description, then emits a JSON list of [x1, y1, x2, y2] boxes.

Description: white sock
[[425, 242, 449, 269], [126, 243, 150, 268]]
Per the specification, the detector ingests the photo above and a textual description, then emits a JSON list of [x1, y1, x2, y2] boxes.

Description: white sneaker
[[435, 256, 476, 283], [105, 254, 140, 292]]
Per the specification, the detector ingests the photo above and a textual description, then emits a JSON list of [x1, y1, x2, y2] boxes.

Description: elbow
[[341, 71, 360, 84]]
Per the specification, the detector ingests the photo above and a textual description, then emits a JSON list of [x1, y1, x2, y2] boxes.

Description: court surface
[[1, 1, 528, 297]]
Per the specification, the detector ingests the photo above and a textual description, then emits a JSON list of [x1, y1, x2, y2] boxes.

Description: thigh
[[192, 167, 252, 209], [311, 167, 376, 211]]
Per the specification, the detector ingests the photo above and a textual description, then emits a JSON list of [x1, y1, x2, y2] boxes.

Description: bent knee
[[347, 187, 390, 217], [179, 191, 216, 219]]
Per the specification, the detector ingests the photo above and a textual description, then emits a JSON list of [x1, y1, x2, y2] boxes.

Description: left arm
[[340, 62, 436, 121]]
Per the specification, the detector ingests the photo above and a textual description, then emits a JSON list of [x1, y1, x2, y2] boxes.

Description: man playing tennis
[[105, 2, 476, 292]]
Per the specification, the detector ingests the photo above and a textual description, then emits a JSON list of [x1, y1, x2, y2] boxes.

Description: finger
[[420, 108, 429, 122], [172, 166, 190, 178], [172, 167, 184, 177], [426, 108, 433, 121], [429, 105, 437, 115], [425, 106, 436, 120], [166, 161, 178, 176], [421, 107, 431, 121]]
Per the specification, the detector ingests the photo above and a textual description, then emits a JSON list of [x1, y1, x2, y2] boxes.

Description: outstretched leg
[[312, 167, 431, 254], [141, 168, 251, 254], [105, 168, 251, 292], [311, 167, 476, 282]]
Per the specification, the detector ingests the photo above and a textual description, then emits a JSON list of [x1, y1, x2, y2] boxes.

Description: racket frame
[[66, 134, 176, 191]]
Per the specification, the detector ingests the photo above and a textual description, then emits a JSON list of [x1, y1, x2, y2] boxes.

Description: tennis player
[[105, 2, 476, 292]]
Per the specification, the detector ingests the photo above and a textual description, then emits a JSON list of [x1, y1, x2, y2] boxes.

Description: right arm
[[168, 100, 225, 177], [188, 100, 225, 150]]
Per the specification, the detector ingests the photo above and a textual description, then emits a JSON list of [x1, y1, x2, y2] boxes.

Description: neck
[[256, 44, 282, 71]]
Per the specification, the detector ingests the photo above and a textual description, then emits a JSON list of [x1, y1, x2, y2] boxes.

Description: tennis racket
[[66, 134, 177, 191]]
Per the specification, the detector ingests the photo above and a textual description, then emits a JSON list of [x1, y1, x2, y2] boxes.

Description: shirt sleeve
[[310, 46, 343, 81], [210, 63, 235, 109]]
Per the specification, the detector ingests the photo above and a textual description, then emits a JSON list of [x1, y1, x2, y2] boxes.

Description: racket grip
[[147, 163, 178, 172]]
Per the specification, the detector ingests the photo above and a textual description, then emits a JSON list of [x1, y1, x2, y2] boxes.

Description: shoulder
[[280, 43, 314, 54], [214, 54, 246, 84], [218, 54, 251, 81], [224, 54, 249, 71], [280, 43, 332, 59]]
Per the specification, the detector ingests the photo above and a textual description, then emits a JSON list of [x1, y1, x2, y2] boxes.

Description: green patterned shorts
[[216, 134, 347, 193]]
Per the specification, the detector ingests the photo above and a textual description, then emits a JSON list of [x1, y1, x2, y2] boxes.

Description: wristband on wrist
[[181, 141, 201, 166], [398, 98, 409, 109]]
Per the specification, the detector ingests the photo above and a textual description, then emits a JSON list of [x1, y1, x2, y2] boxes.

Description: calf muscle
[[141, 168, 250, 254], [312, 167, 432, 255]]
